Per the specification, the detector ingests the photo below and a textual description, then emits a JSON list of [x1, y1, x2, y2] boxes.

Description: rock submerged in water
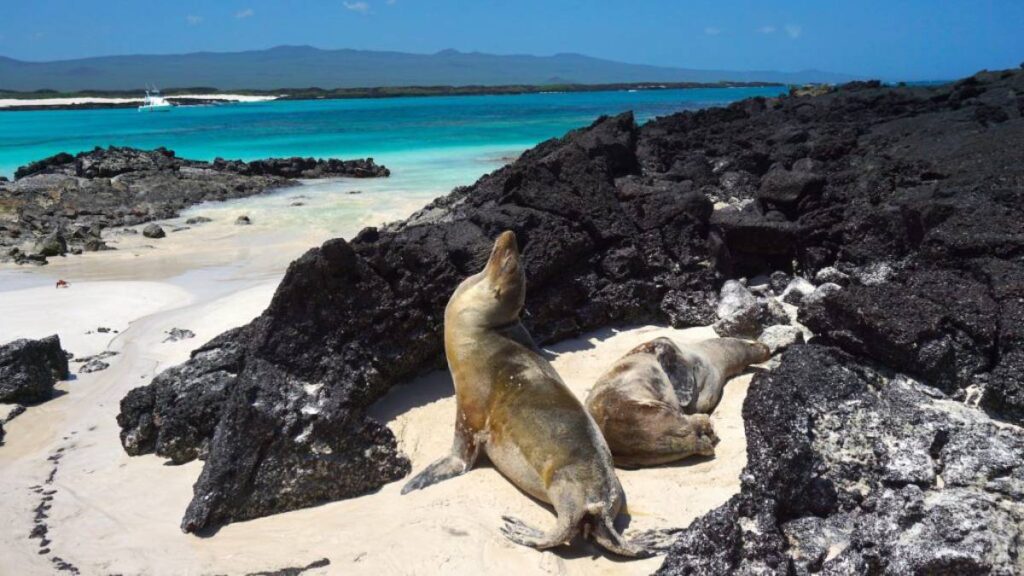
[[234, 215, 252, 226], [0, 335, 70, 404], [185, 216, 212, 225]]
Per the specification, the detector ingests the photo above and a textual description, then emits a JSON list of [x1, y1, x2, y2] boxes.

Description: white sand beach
[[0, 180, 752, 576], [0, 285, 750, 576], [0, 94, 279, 109]]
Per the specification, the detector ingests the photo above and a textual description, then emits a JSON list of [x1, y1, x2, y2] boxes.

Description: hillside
[[0, 46, 856, 91]]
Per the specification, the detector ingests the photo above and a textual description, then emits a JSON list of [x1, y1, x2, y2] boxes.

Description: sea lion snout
[[480, 231, 526, 317], [485, 231, 520, 278]]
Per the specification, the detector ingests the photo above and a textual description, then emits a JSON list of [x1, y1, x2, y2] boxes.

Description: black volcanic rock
[[117, 67, 1024, 555], [212, 156, 390, 179], [0, 146, 389, 264], [142, 224, 166, 239], [800, 266, 998, 394], [118, 111, 721, 533], [118, 330, 245, 464], [657, 345, 1024, 575], [757, 167, 824, 206], [0, 336, 70, 403]]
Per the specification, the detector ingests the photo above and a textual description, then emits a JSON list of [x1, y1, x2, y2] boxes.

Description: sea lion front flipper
[[498, 321, 538, 352], [686, 338, 771, 414], [401, 419, 481, 494]]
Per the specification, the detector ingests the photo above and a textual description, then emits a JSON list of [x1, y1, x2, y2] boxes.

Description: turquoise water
[[0, 87, 785, 179]]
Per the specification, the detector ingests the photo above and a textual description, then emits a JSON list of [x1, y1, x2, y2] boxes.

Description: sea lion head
[[448, 230, 526, 329]]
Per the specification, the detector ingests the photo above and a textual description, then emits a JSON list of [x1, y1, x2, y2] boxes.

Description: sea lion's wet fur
[[586, 337, 769, 467], [402, 231, 648, 557]]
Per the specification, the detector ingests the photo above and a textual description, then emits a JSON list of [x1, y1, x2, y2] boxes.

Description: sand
[[0, 94, 278, 108], [0, 293, 750, 575], [0, 179, 751, 574]]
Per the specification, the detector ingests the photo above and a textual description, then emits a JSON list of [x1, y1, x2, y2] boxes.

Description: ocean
[[0, 86, 787, 286], [0, 87, 786, 184]]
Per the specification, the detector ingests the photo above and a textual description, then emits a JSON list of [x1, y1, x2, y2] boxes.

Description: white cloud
[[343, 1, 371, 13], [186, 14, 203, 26], [784, 24, 802, 39], [704, 26, 722, 36], [759, 25, 776, 34], [235, 8, 255, 19]]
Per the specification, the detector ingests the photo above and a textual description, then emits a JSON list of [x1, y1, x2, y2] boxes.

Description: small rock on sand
[[163, 328, 195, 343], [142, 224, 166, 239], [79, 359, 110, 373]]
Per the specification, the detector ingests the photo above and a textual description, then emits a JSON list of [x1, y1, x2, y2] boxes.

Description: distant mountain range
[[0, 46, 859, 91]]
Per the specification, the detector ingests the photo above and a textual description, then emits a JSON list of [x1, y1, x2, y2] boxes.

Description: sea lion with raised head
[[401, 231, 648, 557], [585, 337, 769, 467]]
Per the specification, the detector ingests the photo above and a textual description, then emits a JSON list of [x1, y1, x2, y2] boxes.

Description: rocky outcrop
[[0, 335, 70, 403], [211, 156, 390, 179], [117, 65, 1024, 562], [118, 111, 721, 533], [0, 147, 389, 264], [657, 345, 1024, 575]]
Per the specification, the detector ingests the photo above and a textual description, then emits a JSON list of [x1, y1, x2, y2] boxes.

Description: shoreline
[[0, 183, 753, 574], [0, 81, 785, 112], [0, 93, 280, 111]]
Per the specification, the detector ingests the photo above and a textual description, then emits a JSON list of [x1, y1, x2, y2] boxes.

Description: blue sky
[[1, 0, 1021, 80]]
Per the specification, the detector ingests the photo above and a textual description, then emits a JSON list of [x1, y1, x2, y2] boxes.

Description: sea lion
[[401, 231, 648, 557], [585, 337, 769, 467]]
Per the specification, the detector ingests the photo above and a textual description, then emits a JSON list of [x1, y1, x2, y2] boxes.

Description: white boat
[[138, 88, 173, 112]]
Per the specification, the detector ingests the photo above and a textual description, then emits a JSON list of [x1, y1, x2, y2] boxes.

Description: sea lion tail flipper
[[624, 527, 686, 554], [591, 513, 654, 558], [501, 492, 584, 550], [500, 511, 582, 551]]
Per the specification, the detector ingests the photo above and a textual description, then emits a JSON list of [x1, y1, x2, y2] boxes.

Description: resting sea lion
[[585, 337, 769, 467], [402, 231, 648, 557]]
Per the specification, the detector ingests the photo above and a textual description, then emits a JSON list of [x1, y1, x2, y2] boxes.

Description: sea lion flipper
[[499, 516, 547, 546], [401, 422, 481, 494], [401, 455, 468, 494], [623, 527, 687, 554], [499, 508, 581, 551], [591, 514, 654, 558], [499, 321, 538, 352]]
